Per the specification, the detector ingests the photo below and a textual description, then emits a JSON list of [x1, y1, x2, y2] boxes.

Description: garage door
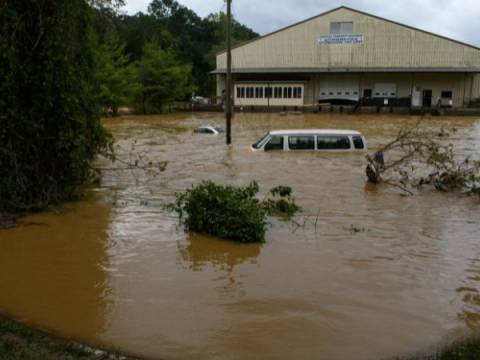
[[319, 79, 360, 101], [373, 83, 397, 98]]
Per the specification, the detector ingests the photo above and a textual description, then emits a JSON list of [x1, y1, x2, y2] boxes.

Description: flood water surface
[[1, 113, 480, 360]]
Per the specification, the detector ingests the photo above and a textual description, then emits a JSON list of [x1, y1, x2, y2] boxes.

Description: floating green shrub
[[171, 182, 300, 243], [172, 181, 266, 243], [262, 185, 301, 217]]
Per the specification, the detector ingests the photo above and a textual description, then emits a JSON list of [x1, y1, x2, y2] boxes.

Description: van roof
[[269, 129, 362, 136]]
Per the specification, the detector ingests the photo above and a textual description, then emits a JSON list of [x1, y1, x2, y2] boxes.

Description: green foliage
[[262, 186, 301, 217], [114, 0, 258, 96], [136, 42, 196, 113], [0, 1, 112, 212], [171, 182, 301, 243], [398, 338, 480, 360], [94, 32, 139, 116], [0, 315, 138, 359], [172, 181, 266, 243], [367, 123, 480, 196], [102, 0, 259, 101]]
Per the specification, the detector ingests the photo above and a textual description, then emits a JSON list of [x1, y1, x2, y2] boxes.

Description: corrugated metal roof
[[211, 67, 480, 74], [217, 6, 480, 56]]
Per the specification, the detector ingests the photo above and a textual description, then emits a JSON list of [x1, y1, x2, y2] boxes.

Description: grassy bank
[[0, 213, 18, 230], [396, 339, 480, 360], [2, 314, 480, 360], [0, 315, 139, 360]]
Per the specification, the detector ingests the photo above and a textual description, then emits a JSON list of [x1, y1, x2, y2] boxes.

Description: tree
[[136, 42, 196, 114], [0, 0, 112, 211], [95, 33, 139, 116], [366, 122, 480, 195]]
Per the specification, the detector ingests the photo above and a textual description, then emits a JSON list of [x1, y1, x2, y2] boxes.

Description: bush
[[262, 186, 301, 217], [172, 181, 267, 243], [0, 1, 112, 212]]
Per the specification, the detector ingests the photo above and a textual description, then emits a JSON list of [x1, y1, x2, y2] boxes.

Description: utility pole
[[225, 0, 232, 145]]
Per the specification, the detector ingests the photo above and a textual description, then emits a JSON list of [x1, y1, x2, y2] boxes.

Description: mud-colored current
[[1, 113, 480, 360]]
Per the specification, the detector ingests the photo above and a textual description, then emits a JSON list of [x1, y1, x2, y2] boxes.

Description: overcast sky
[[123, 0, 480, 47]]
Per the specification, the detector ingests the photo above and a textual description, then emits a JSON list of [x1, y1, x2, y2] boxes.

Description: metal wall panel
[[216, 8, 480, 71]]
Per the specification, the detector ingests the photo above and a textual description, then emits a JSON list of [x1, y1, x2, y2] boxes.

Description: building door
[[422, 90, 432, 107], [363, 89, 372, 98]]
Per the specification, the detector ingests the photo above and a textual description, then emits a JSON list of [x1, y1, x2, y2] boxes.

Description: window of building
[[330, 21, 353, 35], [237, 87, 246, 99], [352, 136, 365, 149], [441, 91, 453, 98], [274, 87, 282, 98], [255, 87, 264, 98], [317, 136, 351, 150], [265, 87, 272, 98], [288, 136, 315, 150], [283, 87, 292, 99], [265, 136, 284, 151], [293, 87, 303, 99], [247, 87, 254, 98]]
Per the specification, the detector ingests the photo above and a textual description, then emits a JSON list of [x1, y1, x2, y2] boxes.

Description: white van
[[251, 129, 367, 152]]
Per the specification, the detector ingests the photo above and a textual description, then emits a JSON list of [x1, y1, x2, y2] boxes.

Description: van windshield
[[252, 133, 270, 149]]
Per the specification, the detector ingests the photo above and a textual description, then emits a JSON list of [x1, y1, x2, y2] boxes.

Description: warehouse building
[[213, 6, 480, 110]]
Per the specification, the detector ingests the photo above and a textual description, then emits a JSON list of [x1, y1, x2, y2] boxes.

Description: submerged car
[[251, 129, 367, 152], [194, 125, 225, 135]]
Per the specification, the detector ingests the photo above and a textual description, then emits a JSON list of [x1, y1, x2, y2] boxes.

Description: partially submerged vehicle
[[251, 129, 367, 152], [194, 125, 225, 135]]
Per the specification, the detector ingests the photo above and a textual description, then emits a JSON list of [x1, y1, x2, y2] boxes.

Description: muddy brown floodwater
[[1, 113, 480, 360]]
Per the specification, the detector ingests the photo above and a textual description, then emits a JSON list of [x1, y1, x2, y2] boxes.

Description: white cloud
[[122, 0, 480, 46]]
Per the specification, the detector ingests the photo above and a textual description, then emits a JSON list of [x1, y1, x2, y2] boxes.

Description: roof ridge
[[216, 5, 480, 56]]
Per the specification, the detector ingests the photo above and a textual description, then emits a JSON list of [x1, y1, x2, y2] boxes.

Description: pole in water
[[225, 0, 232, 145]]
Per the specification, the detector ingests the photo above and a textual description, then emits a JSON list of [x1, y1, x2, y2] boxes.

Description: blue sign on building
[[318, 34, 364, 45]]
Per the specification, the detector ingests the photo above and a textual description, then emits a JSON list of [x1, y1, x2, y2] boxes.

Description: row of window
[[321, 91, 359, 96], [265, 135, 364, 151], [236, 86, 303, 99]]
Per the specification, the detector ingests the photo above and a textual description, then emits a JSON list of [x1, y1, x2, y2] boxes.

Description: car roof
[[269, 129, 362, 136]]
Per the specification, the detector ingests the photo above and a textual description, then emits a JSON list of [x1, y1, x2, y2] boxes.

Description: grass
[[395, 338, 480, 360], [2, 313, 480, 360], [0, 315, 139, 360]]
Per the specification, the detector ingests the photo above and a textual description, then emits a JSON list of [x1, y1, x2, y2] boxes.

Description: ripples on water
[[0, 113, 479, 360]]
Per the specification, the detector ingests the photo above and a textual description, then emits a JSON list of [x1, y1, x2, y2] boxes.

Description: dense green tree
[[146, 0, 258, 96], [136, 42, 196, 114], [95, 33, 139, 116], [0, 0, 112, 211], [114, 13, 173, 60]]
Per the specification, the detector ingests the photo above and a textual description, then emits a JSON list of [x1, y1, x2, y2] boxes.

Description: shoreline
[[0, 212, 19, 230], [1, 311, 480, 360], [0, 314, 145, 360]]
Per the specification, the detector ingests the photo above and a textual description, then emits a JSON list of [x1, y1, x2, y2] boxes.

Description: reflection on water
[[0, 112, 480, 360], [178, 234, 262, 272]]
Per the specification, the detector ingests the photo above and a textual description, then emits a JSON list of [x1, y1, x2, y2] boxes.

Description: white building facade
[[213, 7, 480, 109]]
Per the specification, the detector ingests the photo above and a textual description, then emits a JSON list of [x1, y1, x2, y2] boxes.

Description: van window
[[288, 136, 315, 150], [265, 136, 284, 151], [317, 136, 351, 150], [195, 128, 214, 134], [352, 136, 365, 149], [252, 133, 270, 150]]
